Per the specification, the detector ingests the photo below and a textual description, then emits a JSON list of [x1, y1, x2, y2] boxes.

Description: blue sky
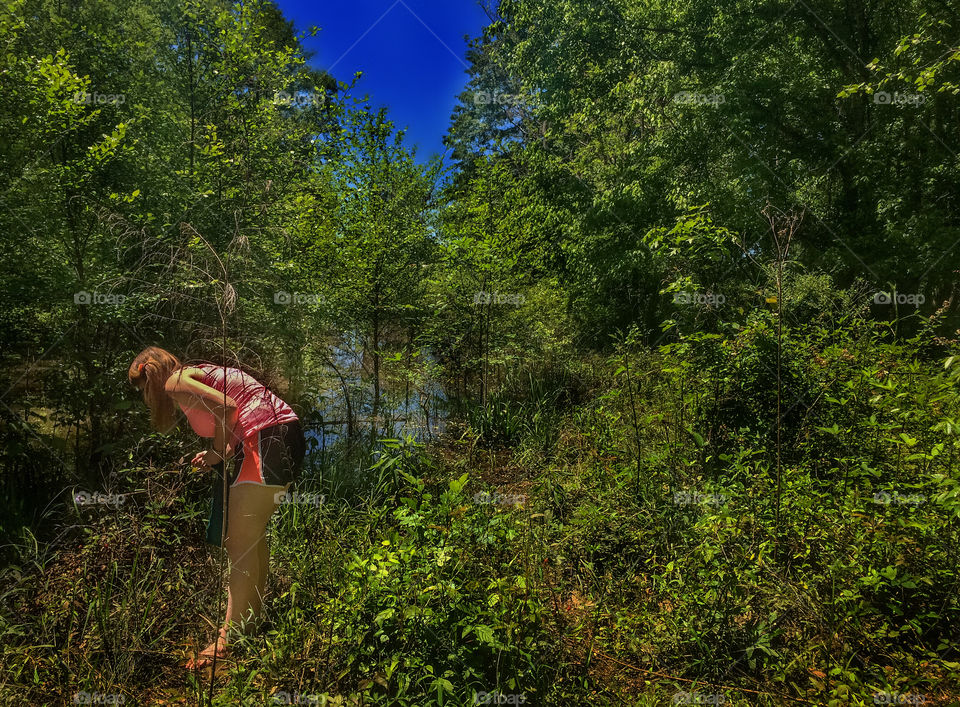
[[276, 0, 490, 162]]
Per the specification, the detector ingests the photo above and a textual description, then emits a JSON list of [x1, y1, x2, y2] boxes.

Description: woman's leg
[[223, 482, 283, 633], [187, 482, 281, 669], [251, 482, 290, 619], [253, 533, 268, 617]]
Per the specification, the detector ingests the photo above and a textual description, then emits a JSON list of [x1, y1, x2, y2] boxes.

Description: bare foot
[[185, 629, 230, 669]]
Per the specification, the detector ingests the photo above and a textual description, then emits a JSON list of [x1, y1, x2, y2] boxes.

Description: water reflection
[[299, 337, 451, 491]]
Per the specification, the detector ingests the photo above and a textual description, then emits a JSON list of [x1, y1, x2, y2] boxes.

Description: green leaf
[[474, 624, 494, 645]]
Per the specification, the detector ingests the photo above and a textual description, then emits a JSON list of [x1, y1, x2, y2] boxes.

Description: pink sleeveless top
[[176, 364, 298, 444]]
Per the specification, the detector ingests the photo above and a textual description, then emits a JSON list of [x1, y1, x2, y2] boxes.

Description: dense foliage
[[0, 0, 957, 704]]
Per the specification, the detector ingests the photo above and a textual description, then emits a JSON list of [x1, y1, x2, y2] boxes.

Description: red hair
[[128, 346, 183, 433]]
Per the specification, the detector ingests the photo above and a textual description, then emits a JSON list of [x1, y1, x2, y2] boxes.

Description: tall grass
[[1, 315, 958, 705]]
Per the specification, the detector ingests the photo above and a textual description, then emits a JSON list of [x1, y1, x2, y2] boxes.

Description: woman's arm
[[164, 367, 239, 457]]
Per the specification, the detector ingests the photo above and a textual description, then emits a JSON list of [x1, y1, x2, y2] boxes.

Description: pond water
[[302, 336, 452, 455]]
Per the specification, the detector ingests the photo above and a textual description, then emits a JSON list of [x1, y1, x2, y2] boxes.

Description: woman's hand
[[191, 450, 215, 468], [192, 444, 233, 468]]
